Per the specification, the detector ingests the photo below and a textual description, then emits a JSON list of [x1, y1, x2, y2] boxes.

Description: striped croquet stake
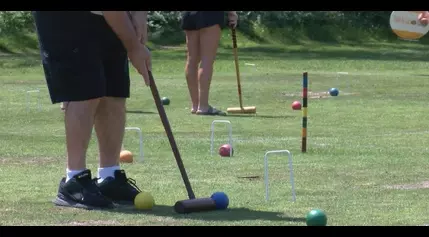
[[301, 72, 308, 153]]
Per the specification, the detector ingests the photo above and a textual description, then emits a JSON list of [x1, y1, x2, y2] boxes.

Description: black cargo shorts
[[33, 11, 130, 104], [181, 11, 226, 31]]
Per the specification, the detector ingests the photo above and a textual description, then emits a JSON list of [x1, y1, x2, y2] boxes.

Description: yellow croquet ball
[[134, 191, 155, 210]]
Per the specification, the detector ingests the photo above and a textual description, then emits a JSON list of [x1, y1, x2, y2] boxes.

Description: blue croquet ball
[[211, 192, 229, 209], [329, 88, 339, 96]]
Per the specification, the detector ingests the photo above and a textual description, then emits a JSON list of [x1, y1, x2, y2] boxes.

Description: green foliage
[[147, 11, 182, 33], [236, 11, 391, 29], [0, 11, 408, 45], [0, 11, 33, 34]]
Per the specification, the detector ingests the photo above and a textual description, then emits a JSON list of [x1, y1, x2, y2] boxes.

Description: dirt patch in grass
[[237, 175, 261, 181], [282, 91, 359, 99], [385, 181, 429, 190]]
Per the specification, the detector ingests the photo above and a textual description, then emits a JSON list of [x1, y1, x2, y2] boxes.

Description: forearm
[[131, 11, 149, 44], [131, 11, 148, 19], [102, 11, 140, 52]]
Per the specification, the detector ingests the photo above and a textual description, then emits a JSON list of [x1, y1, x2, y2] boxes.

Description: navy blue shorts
[[181, 11, 225, 31], [33, 11, 130, 104]]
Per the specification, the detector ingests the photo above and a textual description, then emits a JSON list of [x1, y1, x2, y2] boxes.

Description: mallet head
[[174, 198, 217, 214], [226, 106, 256, 114]]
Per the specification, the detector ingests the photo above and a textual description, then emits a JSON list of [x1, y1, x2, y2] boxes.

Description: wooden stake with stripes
[[301, 72, 308, 153]]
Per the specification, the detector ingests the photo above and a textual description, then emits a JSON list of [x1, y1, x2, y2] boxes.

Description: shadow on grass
[[126, 110, 157, 115], [0, 31, 40, 54], [0, 54, 41, 69], [105, 204, 306, 222], [412, 74, 429, 77], [216, 46, 429, 62], [151, 43, 429, 63], [0, 44, 14, 54]]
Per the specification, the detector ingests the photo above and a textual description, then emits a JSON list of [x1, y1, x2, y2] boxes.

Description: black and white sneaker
[[53, 169, 114, 210], [97, 170, 141, 205]]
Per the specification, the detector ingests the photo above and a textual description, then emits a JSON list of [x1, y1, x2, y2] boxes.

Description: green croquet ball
[[161, 97, 170, 105], [306, 209, 327, 226]]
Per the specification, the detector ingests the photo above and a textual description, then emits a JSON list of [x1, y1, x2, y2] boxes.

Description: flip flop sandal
[[196, 106, 227, 116]]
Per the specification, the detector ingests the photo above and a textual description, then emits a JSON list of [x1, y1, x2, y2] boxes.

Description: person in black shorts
[[181, 11, 238, 116], [33, 11, 151, 210]]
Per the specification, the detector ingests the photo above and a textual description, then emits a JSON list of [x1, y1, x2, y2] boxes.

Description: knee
[[199, 58, 215, 70], [186, 57, 200, 70]]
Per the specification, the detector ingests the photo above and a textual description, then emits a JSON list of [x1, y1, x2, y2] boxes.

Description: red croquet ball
[[292, 101, 302, 110], [219, 144, 233, 157]]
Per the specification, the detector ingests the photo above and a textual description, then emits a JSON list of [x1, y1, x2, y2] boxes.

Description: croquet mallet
[[226, 27, 256, 114], [147, 71, 217, 214]]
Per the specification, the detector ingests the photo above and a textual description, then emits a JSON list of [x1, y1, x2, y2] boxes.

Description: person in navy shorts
[[33, 11, 151, 209]]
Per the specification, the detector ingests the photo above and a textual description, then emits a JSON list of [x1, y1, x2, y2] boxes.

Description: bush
[[0, 11, 34, 34], [0, 11, 394, 42]]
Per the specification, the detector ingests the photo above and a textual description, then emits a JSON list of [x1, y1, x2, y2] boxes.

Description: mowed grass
[[1, 31, 429, 226]]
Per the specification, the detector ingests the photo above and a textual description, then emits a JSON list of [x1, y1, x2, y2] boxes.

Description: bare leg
[[93, 96, 143, 203], [64, 99, 100, 172], [197, 25, 221, 112], [94, 97, 126, 171], [184, 30, 201, 113], [59, 98, 113, 209]]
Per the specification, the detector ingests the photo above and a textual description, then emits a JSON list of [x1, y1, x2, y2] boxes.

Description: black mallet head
[[174, 198, 217, 214]]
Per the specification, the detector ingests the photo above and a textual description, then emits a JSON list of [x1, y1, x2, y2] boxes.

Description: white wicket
[[210, 120, 233, 157], [124, 127, 144, 162], [264, 150, 296, 202], [26, 89, 41, 112], [336, 72, 349, 93], [92, 126, 144, 162]]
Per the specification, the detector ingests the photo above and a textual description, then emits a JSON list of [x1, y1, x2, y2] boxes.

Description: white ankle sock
[[97, 165, 120, 183], [66, 168, 86, 182]]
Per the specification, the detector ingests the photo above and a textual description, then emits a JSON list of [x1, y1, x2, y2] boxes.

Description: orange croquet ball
[[119, 150, 133, 163]]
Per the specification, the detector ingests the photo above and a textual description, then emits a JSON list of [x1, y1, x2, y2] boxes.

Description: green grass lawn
[[1, 31, 429, 226]]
